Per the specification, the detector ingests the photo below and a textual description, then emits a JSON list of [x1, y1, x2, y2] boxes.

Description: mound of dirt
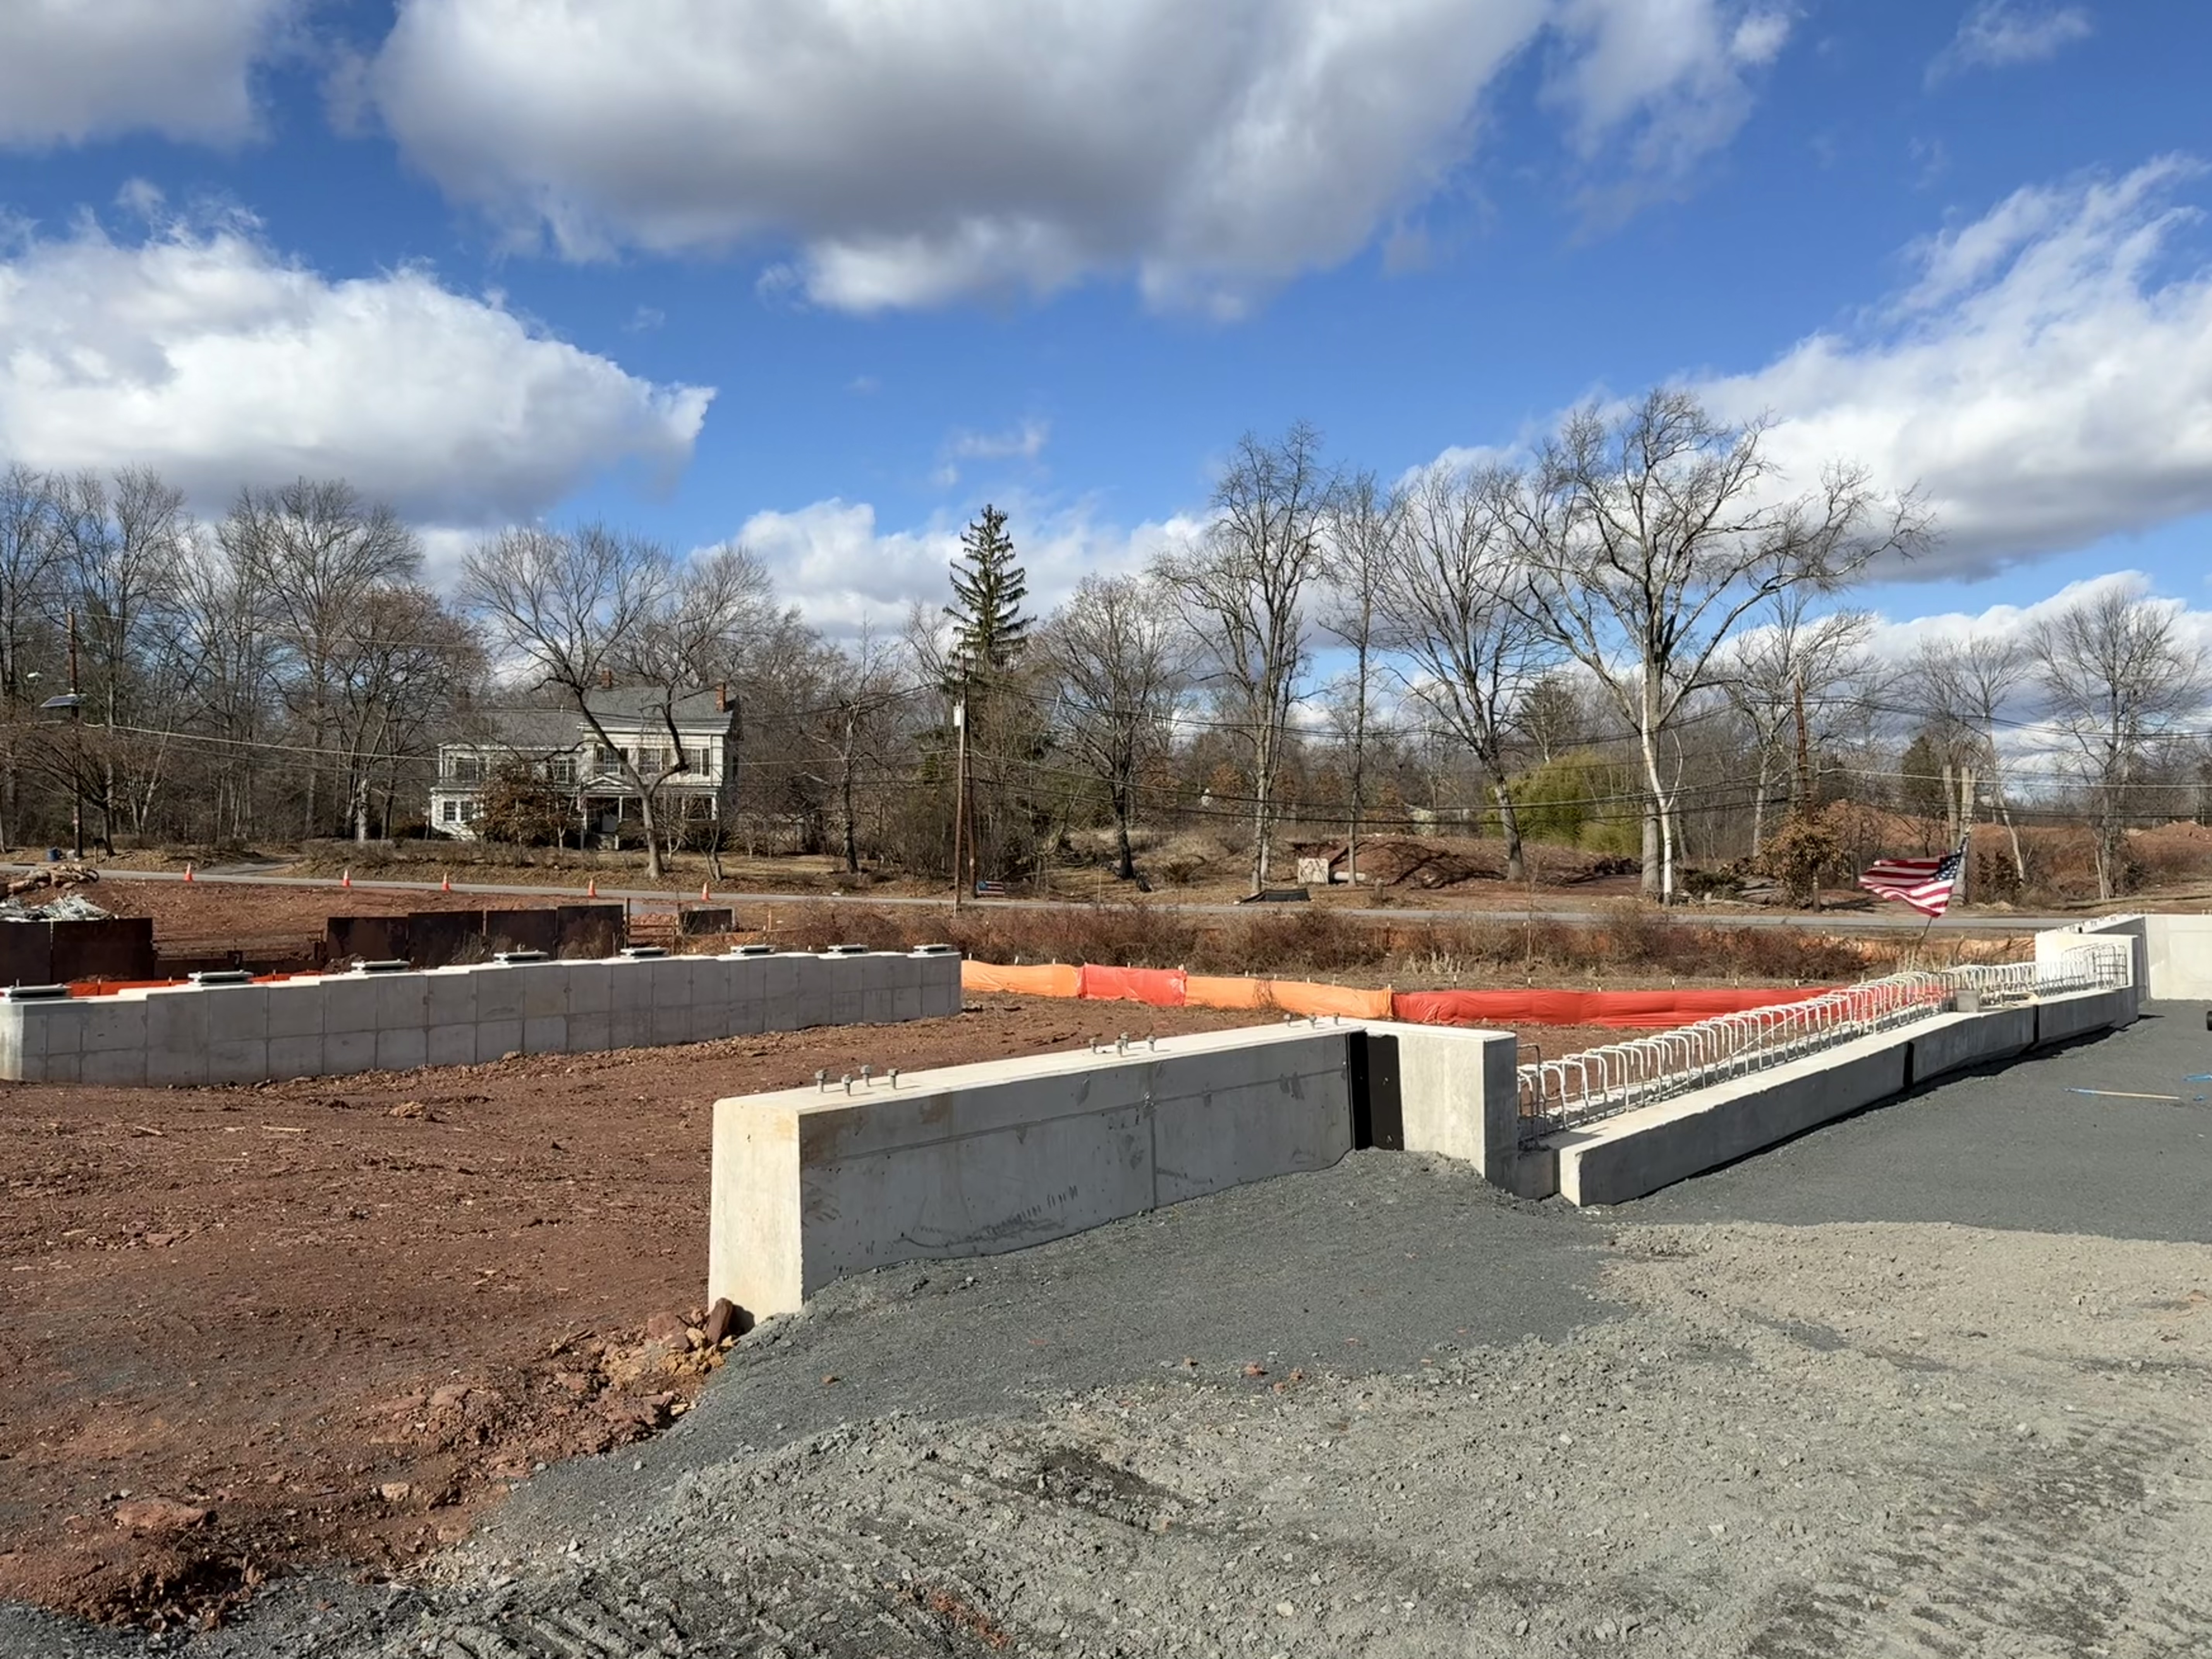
[[1292, 836, 1638, 890]]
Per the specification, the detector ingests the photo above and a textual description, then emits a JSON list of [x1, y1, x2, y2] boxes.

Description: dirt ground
[[0, 998, 1615, 1632]]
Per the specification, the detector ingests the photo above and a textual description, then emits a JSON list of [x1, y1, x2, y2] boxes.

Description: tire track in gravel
[[1741, 1415, 2212, 1658]]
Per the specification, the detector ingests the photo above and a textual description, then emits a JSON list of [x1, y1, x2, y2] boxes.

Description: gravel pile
[[301, 1218, 2212, 1659]]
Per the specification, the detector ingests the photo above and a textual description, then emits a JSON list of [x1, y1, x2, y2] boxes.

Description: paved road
[[43, 863, 2076, 937]]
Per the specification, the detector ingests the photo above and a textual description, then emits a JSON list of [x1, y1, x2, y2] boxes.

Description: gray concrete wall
[[709, 1026, 1356, 1319], [2142, 914, 2212, 1001], [2035, 915, 2147, 1020], [0, 948, 962, 1086], [2032, 984, 2138, 1048], [1553, 1029, 1914, 1208], [1382, 1024, 1527, 1188], [1548, 982, 2140, 1209], [1906, 1005, 2034, 1083]]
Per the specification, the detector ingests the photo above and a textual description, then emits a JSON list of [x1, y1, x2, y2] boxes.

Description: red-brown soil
[[0, 997, 1616, 1632]]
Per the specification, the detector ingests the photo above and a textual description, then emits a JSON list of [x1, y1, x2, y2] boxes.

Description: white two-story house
[[430, 686, 738, 845]]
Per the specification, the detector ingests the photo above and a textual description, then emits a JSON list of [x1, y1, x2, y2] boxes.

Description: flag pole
[[1911, 835, 1966, 970]]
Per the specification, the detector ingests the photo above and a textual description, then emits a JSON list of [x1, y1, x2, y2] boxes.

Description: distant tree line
[[4, 388, 2208, 901]]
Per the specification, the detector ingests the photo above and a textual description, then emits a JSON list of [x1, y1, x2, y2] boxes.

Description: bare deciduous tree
[[461, 523, 675, 870], [1510, 389, 1930, 900], [807, 625, 906, 876], [1912, 634, 2033, 884], [0, 465, 64, 843], [462, 526, 771, 876], [2030, 582, 2212, 900], [622, 542, 778, 864], [1376, 462, 1551, 881], [1319, 469, 1399, 886], [1155, 422, 1332, 893], [172, 531, 276, 842], [1717, 591, 1875, 856], [223, 479, 420, 836], [52, 467, 195, 843], [330, 585, 483, 840], [1039, 574, 1190, 882]]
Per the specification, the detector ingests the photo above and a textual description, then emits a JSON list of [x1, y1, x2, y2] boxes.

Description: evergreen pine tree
[[944, 504, 1030, 687]]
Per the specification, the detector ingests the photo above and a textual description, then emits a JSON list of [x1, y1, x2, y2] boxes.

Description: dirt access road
[[7, 1007, 2208, 1659]]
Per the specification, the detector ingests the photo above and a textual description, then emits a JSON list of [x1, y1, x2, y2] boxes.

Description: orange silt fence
[[1388, 984, 1831, 1029], [961, 960, 1083, 998], [954, 960, 1828, 1029], [1185, 975, 1393, 1018], [1265, 980, 1395, 1020], [1077, 964, 1188, 1006], [1185, 974, 1267, 1010]]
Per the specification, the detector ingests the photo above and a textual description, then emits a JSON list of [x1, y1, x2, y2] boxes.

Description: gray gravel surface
[[1626, 1003, 2212, 1241], [10, 1012, 2212, 1659]]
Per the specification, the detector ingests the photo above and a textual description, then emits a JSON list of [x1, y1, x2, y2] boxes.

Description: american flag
[[1858, 843, 1967, 918]]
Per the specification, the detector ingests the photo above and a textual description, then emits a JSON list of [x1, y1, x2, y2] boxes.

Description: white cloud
[[1928, 2, 2094, 85], [946, 419, 1050, 464], [1702, 156, 2212, 579], [0, 0, 299, 148], [1863, 570, 2165, 660], [1860, 572, 2212, 764], [1546, 0, 1791, 211], [934, 419, 1051, 488], [735, 496, 1201, 637], [367, 0, 1790, 313], [0, 213, 712, 522]]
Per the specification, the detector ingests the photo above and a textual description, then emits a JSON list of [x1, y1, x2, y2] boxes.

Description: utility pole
[[1791, 673, 1813, 812], [950, 686, 968, 911], [67, 611, 82, 860], [1792, 673, 1818, 912]]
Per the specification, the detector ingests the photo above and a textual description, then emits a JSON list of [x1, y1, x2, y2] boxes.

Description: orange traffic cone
[[341, 867, 352, 890], [701, 880, 712, 902], [441, 872, 452, 892], [587, 876, 598, 898], [182, 862, 194, 884]]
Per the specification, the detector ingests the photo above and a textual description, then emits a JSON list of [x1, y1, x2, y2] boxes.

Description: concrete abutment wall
[[708, 925, 2158, 1319], [1539, 983, 2138, 1209], [708, 1020, 1520, 1321]]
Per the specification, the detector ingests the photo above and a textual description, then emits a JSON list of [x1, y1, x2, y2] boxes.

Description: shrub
[[476, 763, 574, 847]]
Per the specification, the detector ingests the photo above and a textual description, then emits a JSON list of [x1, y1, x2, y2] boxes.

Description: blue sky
[[1, 0, 2208, 649]]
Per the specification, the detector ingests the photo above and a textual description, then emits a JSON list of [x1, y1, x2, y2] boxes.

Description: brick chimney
[[716, 681, 728, 713], [599, 666, 614, 690]]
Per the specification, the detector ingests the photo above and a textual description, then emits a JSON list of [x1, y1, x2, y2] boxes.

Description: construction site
[[6, 3, 2211, 1647], [0, 862, 2205, 1658]]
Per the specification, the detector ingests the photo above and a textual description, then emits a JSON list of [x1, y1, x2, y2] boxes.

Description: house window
[[440, 799, 460, 823], [548, 753, 576, 785], [685, 746, 713, 778]]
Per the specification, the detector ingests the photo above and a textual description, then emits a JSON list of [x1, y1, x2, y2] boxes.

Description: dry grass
[[745, 898, 2020, 988]]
